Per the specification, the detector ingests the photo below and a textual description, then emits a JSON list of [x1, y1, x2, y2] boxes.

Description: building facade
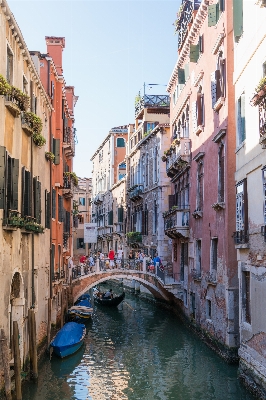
[[0, 0, 52, 373], [233, 0, 266, 396], [126, 90, 171, 259], [73, 177, 92, 262], [91, 126, 128, 255], [165, 0, 238, 357]]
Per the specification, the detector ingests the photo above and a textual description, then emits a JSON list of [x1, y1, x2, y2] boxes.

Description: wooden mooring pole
[[47, 298, 51, 349], [0, 329, 12, 400], [28, 309, 38, 380], [13, 321, 22, 400]]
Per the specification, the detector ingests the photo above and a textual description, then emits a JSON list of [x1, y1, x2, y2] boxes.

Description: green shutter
[[190, 44, 199, 63], [45, 190, 51, 229], [233, 0, 243, 39], [108, 210, 113, 225], [241, 93, 246, 142], [118, 207, 123, 223], [178, 68, 185, 84], [24, 170, 31, 217], [184, 64, 189, 81], [33, 177, 41, 223], [0, 147, 6, 209], [53, 138, 60, 165], [12, 158, 19, 211], [208, 4, 219, 27], [52, 188, 56, 219]]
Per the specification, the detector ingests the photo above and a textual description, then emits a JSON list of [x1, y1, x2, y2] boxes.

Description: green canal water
[[22, 286, 255, 400]]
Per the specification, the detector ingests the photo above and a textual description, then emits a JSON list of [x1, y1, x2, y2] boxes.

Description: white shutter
[[192, 101, 198, 133], [211, 71, 217, 108]]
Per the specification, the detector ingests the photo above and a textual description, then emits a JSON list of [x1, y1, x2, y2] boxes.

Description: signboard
[[110, 128, 128, 133], [84, 223, 97, 243]]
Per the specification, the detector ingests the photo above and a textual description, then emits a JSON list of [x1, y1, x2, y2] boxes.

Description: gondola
[[50, 322, 86, 358], [93, 291, 125, 307]]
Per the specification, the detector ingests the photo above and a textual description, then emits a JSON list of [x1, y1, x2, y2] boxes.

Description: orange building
[[32, 37, 78, 322]]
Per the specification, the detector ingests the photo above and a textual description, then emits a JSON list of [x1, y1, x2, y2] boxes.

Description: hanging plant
[[64, 171, 78, 186], [0, 75, 11, 96], [32, 133, 46, 147], [255, 76, 266, 94], [173, 2, 185, 33], [23, 112, 43, 134], [45, 152, 55, 161], [10, 86, 30, 111], [161, 155, 167, 162]]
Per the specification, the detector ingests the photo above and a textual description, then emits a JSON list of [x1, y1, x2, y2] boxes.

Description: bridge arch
[[72, 271, 172, 303]]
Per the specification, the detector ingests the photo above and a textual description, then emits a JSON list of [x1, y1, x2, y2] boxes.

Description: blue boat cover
[[51, 322, 85, 347], [78, 293, 91, 301], [76, 299, 92, 308]]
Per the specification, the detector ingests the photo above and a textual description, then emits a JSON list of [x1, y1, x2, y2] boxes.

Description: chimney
[[45, 36, 65, 75]]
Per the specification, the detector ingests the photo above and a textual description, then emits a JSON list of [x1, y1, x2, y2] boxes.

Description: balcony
[[191, 268, 201, 280], [174, 0, 202, 50], [128, 185, 143, 202], [135, 94, 170, 119], [62, 175, 73, 199], [165, 138, 191, 178], [233, 230, 249, 246], [5, 94, 22, 117], [94, 192, 104, 205], [163, 206, 189, 239], [63, 127, 75, 157]]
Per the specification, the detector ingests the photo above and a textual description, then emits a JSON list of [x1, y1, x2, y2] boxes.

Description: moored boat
[[68, 298, 93, 322], [93, 291, 125, 307], [50, 322, 86, 358]]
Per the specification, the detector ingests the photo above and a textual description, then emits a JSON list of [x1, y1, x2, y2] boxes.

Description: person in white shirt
[[67, 256, 74, 282]]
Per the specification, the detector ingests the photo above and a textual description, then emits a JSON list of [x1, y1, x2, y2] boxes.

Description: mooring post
[[13, 321, 22, 400], [0, 329, 12, 400]]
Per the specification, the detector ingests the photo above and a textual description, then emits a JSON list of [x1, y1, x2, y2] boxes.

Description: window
[[118, 162, 126, 181], [58, 195, 63, 222], [208, 1, 224, 27], [153, 201, 158, 234], [146, 122, 156, 133], [237, 93, 246, 145], [242, 271, 251, 324], [235, 179, 248, 243], [206, 299, 212, 320], [33, 177, 41, 224], [210, 238, 218, 275], [196, 240, 202, 275], [53, 138, 60, 165], [153, 148, 158, 183], [21, 167, 31, 217], [218, 143, 225, 202], [117, 138, 125, 147], [45, 190, 51, 229], [79, 197, 85, 206], [180, 242, 188, 281], [52, 189, 56, 219], [192, 87, 204, 133], [142, 204, 148, 235], [233, 0, 243, 41], [145, 153, 149, 187], [77, 238, 84, 249], [0, 148, 19, 217], [196, 161, 204, 211], [6, 46, 13, 84]]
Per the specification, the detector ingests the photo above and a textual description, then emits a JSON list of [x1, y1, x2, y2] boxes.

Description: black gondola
[[94, 291, 125, 307]]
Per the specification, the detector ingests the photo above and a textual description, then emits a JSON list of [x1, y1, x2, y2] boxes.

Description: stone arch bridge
[[72, 267, 178, 304]]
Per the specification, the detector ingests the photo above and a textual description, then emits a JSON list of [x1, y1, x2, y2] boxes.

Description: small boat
[[68, 299, 93, 322], [50, 322, 86, 358], [75, 293, 91, 303], [93, 291, 125, 307]]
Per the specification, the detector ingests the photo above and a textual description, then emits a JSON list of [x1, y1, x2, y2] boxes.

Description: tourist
[[67, 256, 74, 282], [103, 289, 113, 299], [108, 248, 115, 268]]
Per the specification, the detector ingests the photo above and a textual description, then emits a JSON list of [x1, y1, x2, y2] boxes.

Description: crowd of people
[[67, 249, 163, 278]]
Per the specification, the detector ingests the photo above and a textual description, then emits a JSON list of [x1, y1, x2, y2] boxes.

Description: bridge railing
[[99, 258, 144, 271]]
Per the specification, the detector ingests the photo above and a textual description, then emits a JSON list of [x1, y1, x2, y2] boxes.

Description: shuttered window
[[237, 93, 246, 145], [108, 210, 113, 225], [53, 138, 60, 165], [58, 195, 63, 222], [190, 44, 199, 63], [45, 190, 51, 229], [168, 194, 175, 210], [211, 238, 218, 271], [178, 68, 185, 84], [192, 101, 198, 133], [199, 35, 204, 53], [64, 210, 70, 233], [118, 207, 123, 223], [208, 4, 219, 27], [33, 177, 41, 224], [0, 148, 19, 217], [52, 188, 56, 219], [22, 167, 31, 217], [233, 0, 243, 40]]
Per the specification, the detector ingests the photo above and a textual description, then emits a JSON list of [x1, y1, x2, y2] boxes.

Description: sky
[[8, 0, 180, 178]]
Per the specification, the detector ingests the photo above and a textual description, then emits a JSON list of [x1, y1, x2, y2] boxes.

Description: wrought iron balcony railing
[[135, 94, 170, 118], [163, 207, 189, 238], [63, 127, 75, 157], [166, 138, 191, 178], [129, 185, 143, 202], [233, 230, 249, 245], [175, 0, 202, 50]]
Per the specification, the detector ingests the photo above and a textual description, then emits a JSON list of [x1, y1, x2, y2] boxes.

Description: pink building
[[164, 0, 238, 359]]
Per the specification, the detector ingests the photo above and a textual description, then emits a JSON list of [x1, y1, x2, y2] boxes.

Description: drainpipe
[[48, 60, 53, 299], [31, 132, 35, 308]]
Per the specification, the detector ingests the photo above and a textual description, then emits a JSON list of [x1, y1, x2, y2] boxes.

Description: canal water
[[22, 286, 255, 400]]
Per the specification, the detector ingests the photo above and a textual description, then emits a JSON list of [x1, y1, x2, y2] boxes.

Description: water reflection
[[22, 288, 255, 400]]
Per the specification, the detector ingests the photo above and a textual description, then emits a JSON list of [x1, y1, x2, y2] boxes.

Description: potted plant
[[64, 171, 78, 186], [10, 86, 30, 111], [45, 152, 55, 162], [0, 75, 11, 96], [161, 155, 167, 162], [255, 76, 266, 94], [32, 133, 46, 147], [23, 112, 43, 134]]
